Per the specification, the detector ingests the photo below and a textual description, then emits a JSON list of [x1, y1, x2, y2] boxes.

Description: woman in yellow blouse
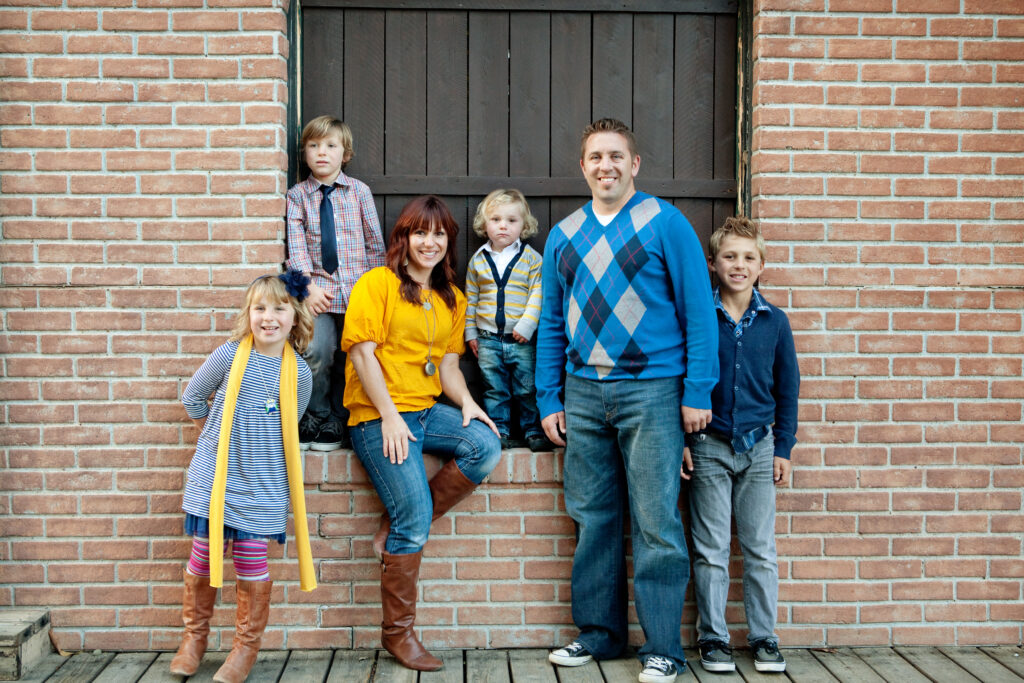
[[342, 195, 501, 672]]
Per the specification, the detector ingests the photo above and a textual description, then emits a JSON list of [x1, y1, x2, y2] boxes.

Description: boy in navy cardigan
[[689, 216, 799, 675]]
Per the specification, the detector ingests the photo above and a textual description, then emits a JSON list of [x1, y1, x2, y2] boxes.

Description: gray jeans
[[688, 429, 779, 645], [303, 312, 348, 427]]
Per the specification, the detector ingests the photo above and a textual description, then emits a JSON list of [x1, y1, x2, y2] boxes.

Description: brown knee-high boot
[[380, 551, 442, 671], [169, 570, 219, 676], [213, 579, 273, 683], [373, 460, 478, 559]]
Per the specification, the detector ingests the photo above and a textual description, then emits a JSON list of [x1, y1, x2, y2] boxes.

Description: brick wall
[[751, 0, 1023, 647], [1, 0, 1022, 651]]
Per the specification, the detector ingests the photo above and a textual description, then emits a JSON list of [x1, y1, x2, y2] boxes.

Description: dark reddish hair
[[385, 195, 459, 310]]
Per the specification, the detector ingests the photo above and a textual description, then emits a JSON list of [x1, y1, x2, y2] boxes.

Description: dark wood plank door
[[300, 0, 739, 273]]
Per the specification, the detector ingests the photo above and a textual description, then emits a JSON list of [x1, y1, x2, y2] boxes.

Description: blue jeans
[[476, 332, 543, 439], [562, 375, 689, 669], [303, 312, 348, 427], [687, 429, 778, 646], [350, 402, 501, 555]]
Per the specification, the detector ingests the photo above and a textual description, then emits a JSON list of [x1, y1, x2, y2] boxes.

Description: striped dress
[[181, 341, 312, 536]]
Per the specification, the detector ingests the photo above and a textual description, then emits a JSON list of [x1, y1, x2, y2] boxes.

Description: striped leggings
[[186, 536, 269, 582]]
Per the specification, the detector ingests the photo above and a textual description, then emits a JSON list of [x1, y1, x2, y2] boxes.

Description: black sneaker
[[299, 416, 320, 451], [639, 655, 677, 683], [310, 421, 343, 451], [499, 435, 513, 450], [548, 641, 592, 667], [526, 435, 556, 452], [751, 639, 786, 673], [699, 640, 735, 672]]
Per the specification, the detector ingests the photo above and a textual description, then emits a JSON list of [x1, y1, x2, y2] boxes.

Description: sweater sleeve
[[512, 248, 543, 341], [464, 255, 480, 342], [662, 210, 719, 410], [770, 310, 800, 460], [535, 233, 568, 419]]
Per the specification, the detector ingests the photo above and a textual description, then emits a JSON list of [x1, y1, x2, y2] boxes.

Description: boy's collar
[[483, 239, 522, 255], [306, 170, 349, 190], [713, 286, 771, 314]]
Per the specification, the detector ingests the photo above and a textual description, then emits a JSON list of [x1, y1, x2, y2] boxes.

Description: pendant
[[424, 360, 437, 376], [423, 300, 432, 311], [265, 399, 279, 414]]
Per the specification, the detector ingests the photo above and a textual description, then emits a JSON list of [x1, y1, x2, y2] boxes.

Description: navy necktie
[[319, 184, 338, 275]]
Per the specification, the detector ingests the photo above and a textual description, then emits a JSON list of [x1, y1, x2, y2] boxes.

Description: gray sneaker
[[751, 639, 786, 673], [699, 640, 736, 672]]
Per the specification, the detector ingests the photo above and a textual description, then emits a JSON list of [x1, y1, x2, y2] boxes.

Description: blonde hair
[[708, 216, 766, 263], [230, 275, 314, 354], [300, 115, 354, 166], [472, 189, 539, 240], [580, 117, 638, 160]]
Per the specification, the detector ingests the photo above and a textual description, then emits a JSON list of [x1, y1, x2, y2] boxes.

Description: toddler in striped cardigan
[[465, 189, 553, 452]]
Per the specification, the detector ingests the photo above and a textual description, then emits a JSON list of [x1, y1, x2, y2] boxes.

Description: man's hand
[[541, 412, 566, 447], [680, 446, 694, 481], [305, 281, 334, 316], [682, 406, 711, 433], [773, 456, 791, 486]]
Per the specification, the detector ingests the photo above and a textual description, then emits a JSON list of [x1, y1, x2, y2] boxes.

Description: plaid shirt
[[286, 172, 386, 314]]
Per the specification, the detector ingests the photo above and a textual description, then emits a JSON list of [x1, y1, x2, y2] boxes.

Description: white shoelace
[[643, 656, 674, 673]]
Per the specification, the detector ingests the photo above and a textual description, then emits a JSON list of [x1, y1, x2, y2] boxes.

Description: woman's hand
[[461, 399, 500, 436], [381, 414, 416, 465]]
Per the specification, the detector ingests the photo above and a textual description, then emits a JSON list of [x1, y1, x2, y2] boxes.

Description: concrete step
[[0, 610, 51, 681]]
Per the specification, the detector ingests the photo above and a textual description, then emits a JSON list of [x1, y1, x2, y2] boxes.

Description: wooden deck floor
[[21, 646, 1024, 683]]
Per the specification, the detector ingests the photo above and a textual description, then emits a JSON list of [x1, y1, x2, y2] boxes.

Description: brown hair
[[472, 188, 539, 240], [708, 216, 766, 263], [300, 115, 354, 166], [385, 195, 460, 311], [580, 118, 638, 159], [230, 275, 314, 354]]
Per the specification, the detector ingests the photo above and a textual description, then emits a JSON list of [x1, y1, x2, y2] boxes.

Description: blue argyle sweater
[[535, 192, 719, 418]]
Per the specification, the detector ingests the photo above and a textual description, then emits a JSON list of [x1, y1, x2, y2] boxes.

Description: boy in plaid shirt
[[286, 115, 386, 450]]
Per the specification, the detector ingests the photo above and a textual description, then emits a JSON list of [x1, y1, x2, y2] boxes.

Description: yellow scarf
[[207, 334, 316, 592]]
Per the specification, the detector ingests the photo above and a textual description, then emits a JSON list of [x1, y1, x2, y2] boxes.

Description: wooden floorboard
[[23, 646, 1024, 682]]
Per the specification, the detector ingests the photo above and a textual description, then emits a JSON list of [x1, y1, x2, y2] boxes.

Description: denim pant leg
[[476, 336, 512, 437], [687, 432, 735, 644], [562, 375, 629, 660], [418, 402, 502, 484], [327, 313, 349, 427], [350, 414, 433, 554], [733, 433, 779, 645], [507, 342, 543, 439], [613, 377, 688, 668], [304, 312, 348, 426]]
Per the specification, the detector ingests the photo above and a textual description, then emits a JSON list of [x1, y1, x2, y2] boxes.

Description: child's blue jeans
[[475, 331, 543, 439], [687, 428, 779, 646], [304, 312, 348, 428]]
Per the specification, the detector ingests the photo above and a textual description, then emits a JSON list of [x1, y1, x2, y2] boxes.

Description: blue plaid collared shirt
[[285, 172, 386, 314]]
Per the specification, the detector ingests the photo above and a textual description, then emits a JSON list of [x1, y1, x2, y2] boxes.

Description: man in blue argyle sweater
[[539, 119, 719, 683]]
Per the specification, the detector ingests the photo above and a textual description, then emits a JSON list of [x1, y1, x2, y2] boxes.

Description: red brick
[[33, 57, 100, 77], [895, 39, 959, 60]]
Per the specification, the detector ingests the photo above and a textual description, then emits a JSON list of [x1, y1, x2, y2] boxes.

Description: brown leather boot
[[380, 551, 442, 671], [373, 461, 477, 560], [169, 569, 219, 676], [428, 460, 477, 520], [212, 579, 273, 683]]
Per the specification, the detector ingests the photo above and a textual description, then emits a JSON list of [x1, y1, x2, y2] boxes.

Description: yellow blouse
[[342, 267, 467, 426]]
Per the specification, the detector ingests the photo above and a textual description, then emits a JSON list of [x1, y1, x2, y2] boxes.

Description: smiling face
[[304, 133, 346, 184], [484, 201, 526, 252], [580, 131, 640, 214], [405, 221, 449, 284], [710, 234, 766, 297], [248, 294, 296, 355]]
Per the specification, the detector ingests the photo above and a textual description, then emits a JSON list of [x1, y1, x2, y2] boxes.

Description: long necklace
[[250, 349, 279, 414], [422, 291, 438, 377]]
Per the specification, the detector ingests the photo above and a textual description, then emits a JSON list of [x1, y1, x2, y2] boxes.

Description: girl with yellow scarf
[[171, 272, 316, 683]]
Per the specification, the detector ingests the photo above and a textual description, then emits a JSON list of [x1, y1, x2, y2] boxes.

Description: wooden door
[[299, 0, 739, 273]]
